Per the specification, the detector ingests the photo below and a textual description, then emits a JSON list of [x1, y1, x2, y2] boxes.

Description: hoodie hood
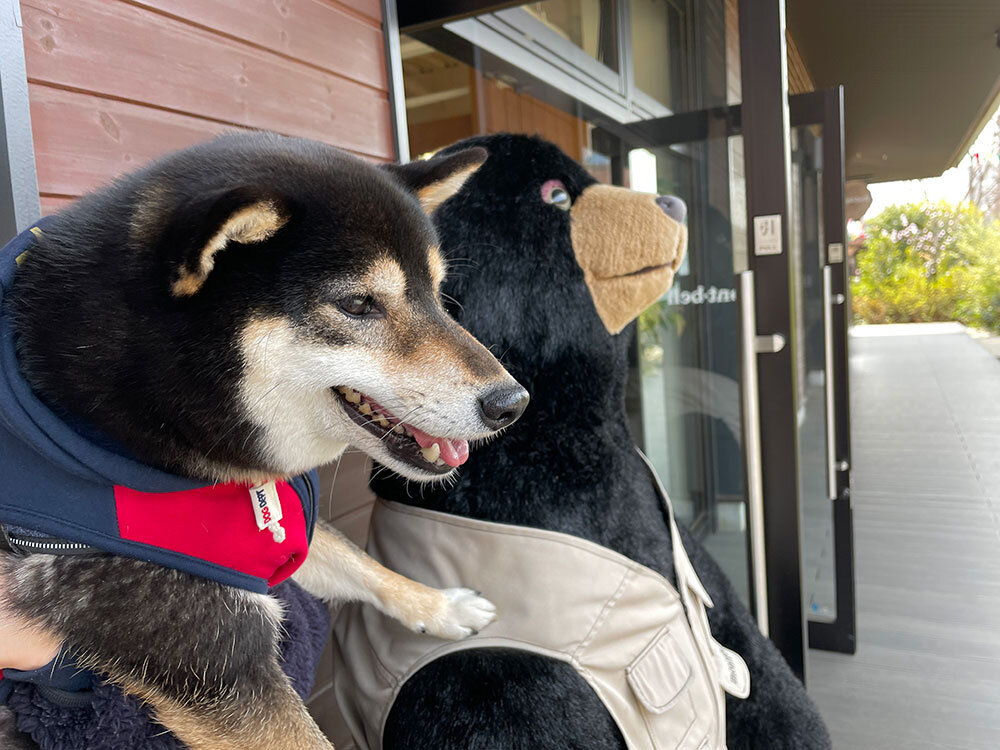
[[0, 222, 317, 593]]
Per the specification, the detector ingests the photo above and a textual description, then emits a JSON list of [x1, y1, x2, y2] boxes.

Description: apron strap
[[634, 447, 714, 607], [636, 446, 753, 708]]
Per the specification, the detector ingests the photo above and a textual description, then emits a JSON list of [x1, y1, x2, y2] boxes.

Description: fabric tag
[[250, 481, 283, 532], [713, 640, 751, 699]]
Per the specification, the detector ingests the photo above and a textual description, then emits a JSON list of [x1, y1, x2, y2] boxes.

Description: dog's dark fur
[[1, 132, 518, 749], [375, 134, 832, 749], [12, 133, 504, 482]]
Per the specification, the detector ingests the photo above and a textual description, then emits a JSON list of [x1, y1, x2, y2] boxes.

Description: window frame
[[439, 0, 692, 126]]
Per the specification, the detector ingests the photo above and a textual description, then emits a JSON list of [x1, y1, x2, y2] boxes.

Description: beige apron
[[331, 450, 750, 750]]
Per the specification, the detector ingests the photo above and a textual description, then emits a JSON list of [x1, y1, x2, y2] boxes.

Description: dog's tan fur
[[428, 246, 447, 288], [294, 523, 493, 639], [417, 163, 482, 213], [361, 256, 409, 302], [172, 201, 288, 297], [116, 675, 332, 750]]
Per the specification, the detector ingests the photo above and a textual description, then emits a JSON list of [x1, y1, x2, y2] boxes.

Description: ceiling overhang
[[788, 0, 1000, 183]]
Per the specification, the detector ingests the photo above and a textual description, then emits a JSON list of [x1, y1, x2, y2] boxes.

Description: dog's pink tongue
[[410, 427, 470, 467]]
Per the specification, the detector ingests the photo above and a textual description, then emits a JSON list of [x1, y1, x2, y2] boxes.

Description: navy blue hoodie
[[0, 222, 319, 593]]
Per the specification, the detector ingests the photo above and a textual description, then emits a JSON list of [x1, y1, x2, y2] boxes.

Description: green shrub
[[852, 201, 1000, 333], [957, 239, 1000, 332]]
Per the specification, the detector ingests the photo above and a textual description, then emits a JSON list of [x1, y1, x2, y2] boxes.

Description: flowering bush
[[852, 201, 1000, 332]]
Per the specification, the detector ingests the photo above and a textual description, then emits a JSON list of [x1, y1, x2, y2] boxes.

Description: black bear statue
[[336, 134, 831, 750]]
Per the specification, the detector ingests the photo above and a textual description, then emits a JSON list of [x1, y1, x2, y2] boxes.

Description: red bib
[[115, 479, 311, 588]]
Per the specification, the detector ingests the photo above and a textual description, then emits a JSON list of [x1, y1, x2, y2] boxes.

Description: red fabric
[[114, 481, 309, 587]]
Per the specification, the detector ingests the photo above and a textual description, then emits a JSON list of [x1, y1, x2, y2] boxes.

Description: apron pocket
[[627, 625, 711, 750]]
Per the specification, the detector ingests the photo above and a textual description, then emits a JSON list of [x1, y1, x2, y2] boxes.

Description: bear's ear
[[384, 147, 488, 214], [147, 186, 289, 297]]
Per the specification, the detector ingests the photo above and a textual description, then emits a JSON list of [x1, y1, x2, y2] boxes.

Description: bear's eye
[[336, 295, 383, 319], [540, 179, 571, 210]]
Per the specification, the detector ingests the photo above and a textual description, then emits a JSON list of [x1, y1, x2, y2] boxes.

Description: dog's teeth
[[393, 424, 405, 434], [359, 403, 372, 415], [345, 389, 361, 404], [375, 415, 389, 427], [421, 443, 441, 463], [434, 458, 446, 467]]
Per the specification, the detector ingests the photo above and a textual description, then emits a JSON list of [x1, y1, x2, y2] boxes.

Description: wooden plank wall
[[20, 0, 393, 215]]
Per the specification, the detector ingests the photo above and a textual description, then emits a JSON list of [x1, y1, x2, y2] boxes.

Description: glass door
[[616, 108, 772, 642], [624, 113, 753, 610], [395, 0, 855, 675], [620, 87, 856, 661], [397, 1, 762, 627], [789, 88, 856, 654]]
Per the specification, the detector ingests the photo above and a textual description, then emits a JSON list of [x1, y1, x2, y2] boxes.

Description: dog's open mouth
[[333, 387, 470, 475]]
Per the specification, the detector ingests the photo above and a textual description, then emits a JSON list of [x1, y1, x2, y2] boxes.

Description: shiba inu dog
[[0, 132, 527, 749]]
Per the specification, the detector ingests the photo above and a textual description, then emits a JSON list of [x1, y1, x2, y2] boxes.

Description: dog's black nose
[[655, 195, 687, 223], [479, 386, 530, 430]]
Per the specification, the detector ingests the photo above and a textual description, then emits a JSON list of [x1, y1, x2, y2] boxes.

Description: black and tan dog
[[0, 132, 528, 749]]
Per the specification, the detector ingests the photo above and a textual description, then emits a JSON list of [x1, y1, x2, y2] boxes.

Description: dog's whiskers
[[369, 463, 394, 484], [441, 292, 464, 312], [375, 405, 422, 443], [202, 382, 280, 459]]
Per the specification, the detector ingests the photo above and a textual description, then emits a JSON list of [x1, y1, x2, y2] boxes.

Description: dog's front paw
[[413, 588, 497, 640]]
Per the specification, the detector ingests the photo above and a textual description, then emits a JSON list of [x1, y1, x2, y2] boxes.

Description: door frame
[[615, 86, 857, 667], [789, 87, 857, 655]]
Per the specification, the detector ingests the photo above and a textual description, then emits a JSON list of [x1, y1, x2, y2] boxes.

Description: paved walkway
[[808, 323, 1000, 749]]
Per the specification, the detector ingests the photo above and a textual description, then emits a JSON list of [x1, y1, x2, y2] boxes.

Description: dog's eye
[[540, 179, 571, 210], [336, 295, 382, 318]]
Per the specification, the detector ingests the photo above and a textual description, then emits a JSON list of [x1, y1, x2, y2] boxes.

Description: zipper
[[36, 684, 96, 708], [6, 534, 97, 554]]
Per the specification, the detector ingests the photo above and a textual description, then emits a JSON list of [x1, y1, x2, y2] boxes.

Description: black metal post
[[398, 1, 522, 32], [738, 0, 807, 681], [0, 0, 40, 242], [811, 86, 857, 654]]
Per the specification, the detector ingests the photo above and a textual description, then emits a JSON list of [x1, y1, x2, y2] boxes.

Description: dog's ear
[[384, 147, 487, 214], [151, 187, 289, 297]]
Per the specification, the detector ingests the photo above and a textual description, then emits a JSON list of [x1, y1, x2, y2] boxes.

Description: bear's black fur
[[374, 134, 831, 749]]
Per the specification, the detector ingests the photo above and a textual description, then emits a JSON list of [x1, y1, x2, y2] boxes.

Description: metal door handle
[[739, 270, 769, 636], [823, 265, 837, 501], [755, 333, 786, 354]]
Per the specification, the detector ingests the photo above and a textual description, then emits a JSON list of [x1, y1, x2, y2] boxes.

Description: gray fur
[[0, 705, 39, 750]]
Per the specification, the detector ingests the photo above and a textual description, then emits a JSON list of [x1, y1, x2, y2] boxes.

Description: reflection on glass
[[630, 0, 686, 109], [523, 0, 620, 71], [634, 128, 750, 607], [399, 34, 613, 182], [399, 3, 754, 611], [399, 37, 474, 158], [790, 126, 837, 622]]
